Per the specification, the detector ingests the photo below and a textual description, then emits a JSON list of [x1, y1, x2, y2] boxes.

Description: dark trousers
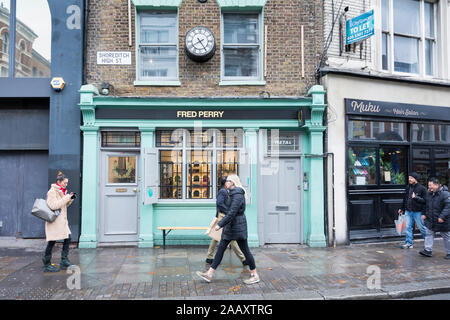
[[44, 237, 70, 258], [211, 239, 256, 270]]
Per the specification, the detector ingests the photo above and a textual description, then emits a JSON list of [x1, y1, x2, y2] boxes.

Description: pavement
[[0, 237, 449, 300]]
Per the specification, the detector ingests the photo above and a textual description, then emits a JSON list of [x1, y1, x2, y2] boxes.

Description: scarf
[[56, 182, 67, 195]]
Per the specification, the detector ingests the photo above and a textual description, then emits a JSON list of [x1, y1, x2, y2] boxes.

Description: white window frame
[[220, 11, 265, 85], [135, 10, 179, 85], [379, 0, 438, 78]]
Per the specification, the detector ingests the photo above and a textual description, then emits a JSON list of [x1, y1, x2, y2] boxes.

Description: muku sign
[[345, 99, 450, 121], [346, 10, 374, 45]]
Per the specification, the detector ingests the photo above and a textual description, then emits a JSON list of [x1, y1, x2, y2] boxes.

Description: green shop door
[[99, 151, 140, 243]]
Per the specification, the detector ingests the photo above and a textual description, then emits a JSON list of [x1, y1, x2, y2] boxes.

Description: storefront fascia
[[78, 84, 327, 248], [322, 72, 450, 245]]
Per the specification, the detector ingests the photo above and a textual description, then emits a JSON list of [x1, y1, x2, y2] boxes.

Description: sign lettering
[[66, 5, 81, 30], [345, 99, 450, 121], [346, 10, 374, 45], [97, 52, 132, 65]]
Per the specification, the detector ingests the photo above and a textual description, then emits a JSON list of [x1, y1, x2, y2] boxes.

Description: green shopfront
[[78, 85, 328, 248]]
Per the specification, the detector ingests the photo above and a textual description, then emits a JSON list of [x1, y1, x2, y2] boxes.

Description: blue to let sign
[[346, 10, 374, 45]]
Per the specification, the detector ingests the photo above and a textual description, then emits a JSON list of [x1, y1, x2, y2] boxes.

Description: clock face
[[185, 26, 216, 62]]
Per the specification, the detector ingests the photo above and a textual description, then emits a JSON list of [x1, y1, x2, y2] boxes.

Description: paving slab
[[0, 239, 449, 300]]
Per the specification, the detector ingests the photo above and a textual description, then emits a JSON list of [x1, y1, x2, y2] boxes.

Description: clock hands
[[193, 37, 207, 51]]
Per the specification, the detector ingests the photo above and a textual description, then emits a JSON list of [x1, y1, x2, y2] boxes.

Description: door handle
[[133, 188, 137, 193]]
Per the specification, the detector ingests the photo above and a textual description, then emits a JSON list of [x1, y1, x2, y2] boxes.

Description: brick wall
[[86, 0, 323, 97]]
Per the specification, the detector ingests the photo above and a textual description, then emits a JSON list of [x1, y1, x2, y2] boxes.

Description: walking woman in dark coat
[[196, 174, 260, 285]]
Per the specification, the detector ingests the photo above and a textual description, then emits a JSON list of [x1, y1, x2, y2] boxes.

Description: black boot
[[42, 256, 60, 272], [43, 241, 59, 272], [60, 238, 73, 270]]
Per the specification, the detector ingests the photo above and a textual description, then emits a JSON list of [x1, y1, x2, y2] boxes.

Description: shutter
[[239, 148, 252, 205], [143, 148, 159, 204]]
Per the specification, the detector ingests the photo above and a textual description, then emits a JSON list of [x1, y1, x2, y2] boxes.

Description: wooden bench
[[157, 227, 209, 249]]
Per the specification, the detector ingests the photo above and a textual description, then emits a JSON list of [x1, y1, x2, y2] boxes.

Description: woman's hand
[[214, 225, 221, 232]]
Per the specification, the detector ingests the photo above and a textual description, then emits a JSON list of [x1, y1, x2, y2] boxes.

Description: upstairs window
[[137, 11, 178, 81], [381, 0, 437, 76], [221, 12, 262, 81]]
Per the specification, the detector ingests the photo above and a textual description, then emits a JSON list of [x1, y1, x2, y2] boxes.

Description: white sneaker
[[196, 271, 212, 283], [401, 243, 413, 249], [243, 274, 260, 285]]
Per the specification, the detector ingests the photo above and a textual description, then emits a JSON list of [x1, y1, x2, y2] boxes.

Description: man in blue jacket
[[419, 177, 450, 259], [398, 172, 427, 249]]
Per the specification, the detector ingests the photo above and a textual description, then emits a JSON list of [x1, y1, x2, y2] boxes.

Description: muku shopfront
[[77, 85, 328, 248], [346, 99, 449, 240]]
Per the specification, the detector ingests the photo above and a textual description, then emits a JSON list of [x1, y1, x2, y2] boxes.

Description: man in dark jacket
[[419, 177, 450, 259], [398, 172, 427, 249]]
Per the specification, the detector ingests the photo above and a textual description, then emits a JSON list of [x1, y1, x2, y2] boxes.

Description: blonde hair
[[226, 174, 247, 198]]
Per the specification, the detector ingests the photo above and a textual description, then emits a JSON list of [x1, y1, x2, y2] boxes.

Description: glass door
[[434, 148, 449, 186], [412, 147, 431, 186]]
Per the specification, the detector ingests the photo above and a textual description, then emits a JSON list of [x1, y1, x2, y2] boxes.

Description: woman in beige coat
[[43, 172, 75, 272]]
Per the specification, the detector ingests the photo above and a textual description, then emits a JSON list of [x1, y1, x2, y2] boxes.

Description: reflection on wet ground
[[0, 240, 449, 299]]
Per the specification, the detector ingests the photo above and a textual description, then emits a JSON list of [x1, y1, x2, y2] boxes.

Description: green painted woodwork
[[138, 128, 155, 247], [78, 84, 327, 248], [132, 0, 181, 9], [78, 127, 99, 248]]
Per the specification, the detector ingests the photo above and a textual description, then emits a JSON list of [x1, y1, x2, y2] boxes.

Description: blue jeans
[[404, 210, 426, 245]]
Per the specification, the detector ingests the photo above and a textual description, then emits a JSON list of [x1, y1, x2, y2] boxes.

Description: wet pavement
[[0, 239, 449, 300]]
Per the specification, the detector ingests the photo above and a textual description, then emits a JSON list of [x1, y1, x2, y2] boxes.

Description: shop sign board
[[96, 108, 311, 125], [345, 99, 450, 121], [346, 10, 374, 45]]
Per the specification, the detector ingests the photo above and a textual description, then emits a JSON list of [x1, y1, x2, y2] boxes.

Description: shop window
[[187, 150, 212, 199], [266, 130, 301, 154], [160, 150, 182, 199], [101, 132, 141, 148], [217, 150, 238, 193], [412, 123, 449, 143], [348, 120, 407, 141], [108, 156, 136, 184], [380, 147, 407, 185], [221, 12, 262, 81], [381, 0, 437, 76], [435, 148, 449, 186], [138, 11, 178, 81], [156, 129, 243, 200], [348, 147, 377, 185]]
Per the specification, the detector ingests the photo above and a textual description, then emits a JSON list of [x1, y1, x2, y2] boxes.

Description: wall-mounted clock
[[185, 26, 216, 62]]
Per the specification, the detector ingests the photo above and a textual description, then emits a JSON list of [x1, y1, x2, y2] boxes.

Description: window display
[[156, 129, 243, 200], [348, 147, 376, 185], [380, 147, 406, 185]]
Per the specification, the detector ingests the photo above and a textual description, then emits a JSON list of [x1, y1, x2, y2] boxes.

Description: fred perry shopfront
[[78, 85, 328, 248]]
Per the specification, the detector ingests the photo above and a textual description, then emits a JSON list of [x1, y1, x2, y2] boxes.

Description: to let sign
[[97, 51, 131, 65], [346, 10, 374, 45]]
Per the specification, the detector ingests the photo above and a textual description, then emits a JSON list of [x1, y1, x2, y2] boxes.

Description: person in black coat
[[196, 174, 260, 285], [397, 172, 427, 249], [205, 176, 246, 265], [419, 177, 450, 259]]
